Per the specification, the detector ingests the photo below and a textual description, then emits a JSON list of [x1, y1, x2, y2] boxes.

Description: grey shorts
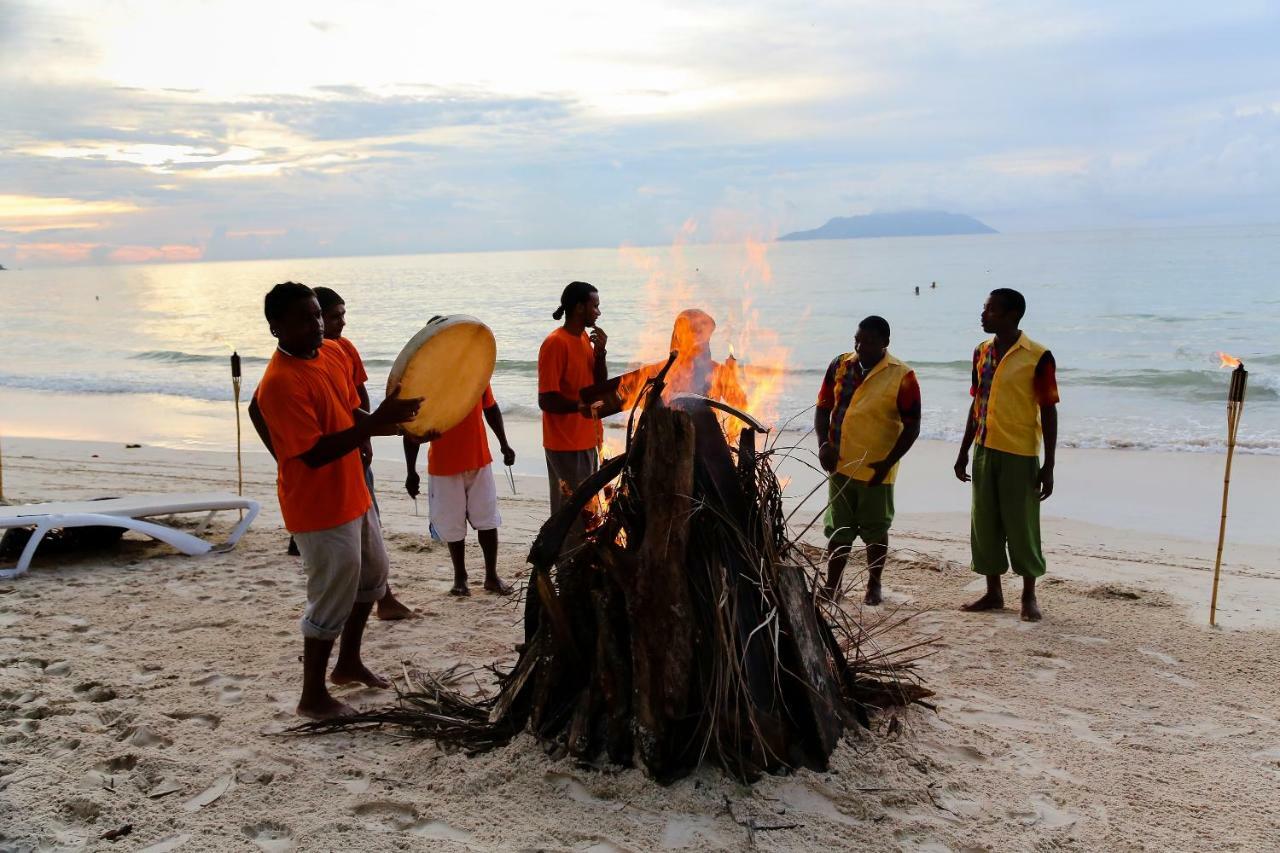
[[293, 505, 389, 640]]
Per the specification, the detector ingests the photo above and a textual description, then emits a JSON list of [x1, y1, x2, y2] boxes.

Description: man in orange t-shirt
[[537, 281, 608, 554], [313, 286, 414, 621], [255, 281, 421, 720], [402, 384, 515, 596]]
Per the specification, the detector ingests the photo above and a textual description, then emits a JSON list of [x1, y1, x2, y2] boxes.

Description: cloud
[[1, 0, 1279, 265]]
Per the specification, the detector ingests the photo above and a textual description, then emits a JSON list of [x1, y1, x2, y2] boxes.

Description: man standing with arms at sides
[[402, 382, 516, 597], [954, 288, 1059, 622], [815, 316, 922, 605], [537, 281, 608, 552], [256, 281, 422, 719]]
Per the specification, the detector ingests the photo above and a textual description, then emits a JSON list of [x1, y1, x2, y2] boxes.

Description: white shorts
[[427, 465, 501, 542]]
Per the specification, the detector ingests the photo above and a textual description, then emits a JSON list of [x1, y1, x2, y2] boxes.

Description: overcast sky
[[2, 0, 1278, 266]]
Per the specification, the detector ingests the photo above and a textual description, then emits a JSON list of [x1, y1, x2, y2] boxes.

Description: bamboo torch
[[231, 351, 243, 500], [1209, 354, 1247, 626]]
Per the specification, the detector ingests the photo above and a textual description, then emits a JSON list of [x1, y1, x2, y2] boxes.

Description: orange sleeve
[[257, 375, 324, 460], [537, 335, 566, 394], [816, 358, 838, 410], [482, 384, 496, 408], [897, 370, 922, 419]]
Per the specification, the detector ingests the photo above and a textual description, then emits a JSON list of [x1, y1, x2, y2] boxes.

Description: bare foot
[[961, 592, 1005, 612], [375, 592, 415, 621], [329, 664, 391, 689], [296, 694, 356, 720], [484, 577, 513, 595], [1021, 595, 1042, 622], [449, 584, 471, 597], [863, 582, 883, 606]]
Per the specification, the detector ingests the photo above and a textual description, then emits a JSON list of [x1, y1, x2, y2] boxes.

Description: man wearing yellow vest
[[816, 316, 922, 604], [954, 288, 1059, 622]]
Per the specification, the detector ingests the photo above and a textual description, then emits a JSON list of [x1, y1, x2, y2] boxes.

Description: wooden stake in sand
[[231, 352, 243, 499], [1209, 359, 1247, 627]]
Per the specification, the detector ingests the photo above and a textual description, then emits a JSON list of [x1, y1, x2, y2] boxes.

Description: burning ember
[[1217, 351, 1243, 369]]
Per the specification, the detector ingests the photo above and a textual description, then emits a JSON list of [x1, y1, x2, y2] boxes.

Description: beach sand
[[2, 437, 1278, 851]]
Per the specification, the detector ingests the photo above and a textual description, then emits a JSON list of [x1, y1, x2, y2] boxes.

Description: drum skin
[[387, 315, 496, 438]]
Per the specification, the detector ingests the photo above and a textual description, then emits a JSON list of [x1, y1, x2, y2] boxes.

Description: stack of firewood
[[299, 357, 931, 783]]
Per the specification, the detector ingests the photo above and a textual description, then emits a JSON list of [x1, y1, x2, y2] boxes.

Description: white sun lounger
[[0, 492, 260, 579]]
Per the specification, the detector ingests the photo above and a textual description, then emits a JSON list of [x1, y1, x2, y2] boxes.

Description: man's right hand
[[405, 470, 421, 498], [818, 442, 838, 473], [369, 383, 424, 435], [954, 452, 971, 482]]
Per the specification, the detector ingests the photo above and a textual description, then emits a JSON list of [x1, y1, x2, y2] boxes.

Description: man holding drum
[[256, 281, 422, 720], [537, 281, 608, 553]]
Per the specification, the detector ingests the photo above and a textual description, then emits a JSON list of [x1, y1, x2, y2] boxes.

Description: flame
[[614, 225, 791, 445], [1217, 351, 1242, 369]]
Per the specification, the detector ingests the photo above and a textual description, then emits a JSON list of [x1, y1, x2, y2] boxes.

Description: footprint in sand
[[1138, 647, 1179, 666], [164, 711, 222, 729], [242, 821, 296, 853], [352, 801, 420, 832], [121, 725, 173, 748], [73, 681, 118, 703], [660, 815, 734, 848], [62, 796, 102, 824], [1011, 793, 1082, 828], [954, 707, 1053, 734], [190, 672, 250, 704], [1154, 670, 1198, 689], [137, 833, 192, 852]]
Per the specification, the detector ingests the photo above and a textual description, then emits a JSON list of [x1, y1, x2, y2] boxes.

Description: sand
[[2, 436, 1279, 852]]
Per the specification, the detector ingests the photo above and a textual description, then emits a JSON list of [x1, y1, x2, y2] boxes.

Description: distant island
[[779, 210, 997, 241]]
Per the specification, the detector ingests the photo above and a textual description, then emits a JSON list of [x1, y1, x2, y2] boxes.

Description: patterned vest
[[974, 333, 1048, 457]]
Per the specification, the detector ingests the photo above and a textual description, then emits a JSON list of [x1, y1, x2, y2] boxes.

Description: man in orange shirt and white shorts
[[402, 385, 516, 596], [255, 281, 422, 720]]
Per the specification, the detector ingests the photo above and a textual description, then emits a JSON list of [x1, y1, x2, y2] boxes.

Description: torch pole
[[1209, 364, 1247, 626], [231, 352, 243, 508]]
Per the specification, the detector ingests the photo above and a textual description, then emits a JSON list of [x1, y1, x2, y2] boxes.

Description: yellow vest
[[975, 333, 1047, 457], [837, 353, 912, 484]]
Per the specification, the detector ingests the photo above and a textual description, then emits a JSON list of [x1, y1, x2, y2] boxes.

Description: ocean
[[2, 224, 1278, 461]]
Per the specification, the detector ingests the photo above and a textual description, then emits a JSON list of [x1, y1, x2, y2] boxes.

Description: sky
[[1, 0, 1278, 266]]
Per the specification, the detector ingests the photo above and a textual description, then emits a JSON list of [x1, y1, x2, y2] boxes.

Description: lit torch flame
[[1217, 352, 1242, 369]]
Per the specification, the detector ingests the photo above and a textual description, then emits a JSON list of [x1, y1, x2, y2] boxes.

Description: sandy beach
[[2, 435, 1279, 851]]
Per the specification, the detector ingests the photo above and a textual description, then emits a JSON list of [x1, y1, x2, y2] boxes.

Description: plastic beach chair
[[0, 492, 260, 579]]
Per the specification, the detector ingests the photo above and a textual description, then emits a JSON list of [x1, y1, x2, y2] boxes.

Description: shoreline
[[5, 429, 1280, 549]]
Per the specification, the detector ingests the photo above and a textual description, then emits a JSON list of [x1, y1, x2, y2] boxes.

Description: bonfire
[[299, 353, 932, 782]]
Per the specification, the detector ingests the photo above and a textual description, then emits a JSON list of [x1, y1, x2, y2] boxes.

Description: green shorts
[[970, 445, 1046, 578], [824, 473, 894, 547]]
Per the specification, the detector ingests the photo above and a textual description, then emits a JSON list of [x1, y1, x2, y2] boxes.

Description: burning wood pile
[[300, 355, 931, 782]]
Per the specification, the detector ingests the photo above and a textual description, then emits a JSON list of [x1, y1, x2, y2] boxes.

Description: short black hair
[[264, 281, 315, 324], [858, 315, 891, 341], [990, 288, 1026, 320], [313, 286, 344, 312], [553, 280, 598, 320]]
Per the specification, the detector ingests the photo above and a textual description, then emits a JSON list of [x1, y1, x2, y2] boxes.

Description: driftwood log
[[298, 355, 931, 782]]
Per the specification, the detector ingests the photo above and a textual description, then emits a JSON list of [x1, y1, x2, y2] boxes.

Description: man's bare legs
[[329, 601, 391, 688], [1020, 575, 1041, 621], [478, 528, 512, 594], [375, 585, 414, 620], [446, 541, 470, 596], [961, 574, 1041, 621], [864, 539, 887, 605], [823, 542, 851, 600], [297, 637, 351, 720], [448, 531, 511, 596]]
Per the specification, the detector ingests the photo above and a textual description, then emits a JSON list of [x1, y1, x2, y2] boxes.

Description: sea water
[[2, 224, 1278, 458]]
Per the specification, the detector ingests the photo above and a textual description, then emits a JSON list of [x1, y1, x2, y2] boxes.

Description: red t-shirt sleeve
[[257, 377, 323, 461], [537, 335, 567, 395], [816, 358, 839, 410], [1034, 351, 1059, 406], [481, 384, 496, 408], [897, 370, 922, 419]]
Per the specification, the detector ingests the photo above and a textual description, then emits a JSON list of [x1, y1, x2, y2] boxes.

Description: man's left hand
[[501, 445, 516, 466], [360, 439, 374, 466], [867, 458, 894, 486], [1038, 464, 1054, 501]]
